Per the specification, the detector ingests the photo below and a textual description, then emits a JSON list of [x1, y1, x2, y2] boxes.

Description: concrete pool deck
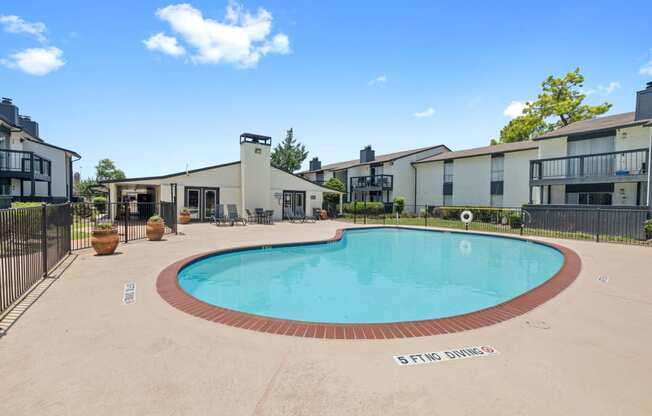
[[1, 221, 651, 415]]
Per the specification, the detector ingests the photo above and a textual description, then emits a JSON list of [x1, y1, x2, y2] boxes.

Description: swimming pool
[[176, 228, 566, 324]]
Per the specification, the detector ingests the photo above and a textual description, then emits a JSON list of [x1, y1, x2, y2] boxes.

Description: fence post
[[363, 198, 367, 225], [41, 204, 48, 277], [520, 210, 524, 236], [596, 208, 601, 243], [353, 201, 356, 224], [425, 205, 428, 227], [124, 203, 129, 243]]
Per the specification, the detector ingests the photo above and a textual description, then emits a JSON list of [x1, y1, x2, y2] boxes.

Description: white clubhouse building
[[105, 133, 340, 222]]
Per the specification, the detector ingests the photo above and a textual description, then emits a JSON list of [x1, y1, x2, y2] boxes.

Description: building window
[[443, 161, 454, 183], [0, 178, 10, 196], [491, 155, 504, 181], [565, 183, 614, 206]]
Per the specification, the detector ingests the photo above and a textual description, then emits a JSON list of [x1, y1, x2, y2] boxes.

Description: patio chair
[[245, 209, 257, 223], [296, 206, 315, 223], [264, 210, 274, 224], [227, 204, 247, 226], [212, 204, 229, 226], [284, 207, 299, 223]]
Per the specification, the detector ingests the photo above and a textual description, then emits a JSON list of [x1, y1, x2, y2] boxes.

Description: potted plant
[[91, 222, 119, 255], [645, 219, 652, 241], [147, 215, 165, 241], [179, 207, 191, 224]]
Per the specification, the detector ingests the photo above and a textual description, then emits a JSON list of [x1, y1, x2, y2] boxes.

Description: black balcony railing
[[530, 148, 649, 183], [350, 174, 393, 190], [0, 149, 51, 181]]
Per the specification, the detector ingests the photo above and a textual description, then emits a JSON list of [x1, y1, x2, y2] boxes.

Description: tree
[[271, 128, 308, 172], [494, 68, 612, 144], [323, 177, 345, 205], [95, 158, 126, 182]]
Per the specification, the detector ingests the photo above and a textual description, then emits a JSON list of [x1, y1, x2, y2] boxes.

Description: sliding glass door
[[184, 187, 219, 221]]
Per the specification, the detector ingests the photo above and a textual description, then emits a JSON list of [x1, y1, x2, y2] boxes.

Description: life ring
[[460, 210, 473, 224]]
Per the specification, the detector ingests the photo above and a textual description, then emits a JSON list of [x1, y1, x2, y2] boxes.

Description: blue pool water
[[178, 228, 564, 323]]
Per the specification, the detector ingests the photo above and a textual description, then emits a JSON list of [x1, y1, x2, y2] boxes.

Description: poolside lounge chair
[[227, 204, 247, 226], [295, 206, 315, 223], [284, 207, 299, 223]]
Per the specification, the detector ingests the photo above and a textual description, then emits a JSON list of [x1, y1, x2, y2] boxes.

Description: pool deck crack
[[251, 349, 291, 416]]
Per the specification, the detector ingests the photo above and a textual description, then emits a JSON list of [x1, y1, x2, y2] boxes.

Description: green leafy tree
[[494, 68, 612, 144], [323, 177, 345, 204], [271, 128, 308, 172], [95, 158, 126, 182]]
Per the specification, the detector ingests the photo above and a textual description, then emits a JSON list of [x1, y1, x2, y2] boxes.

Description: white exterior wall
[[451, 156, 491, 206], [415, 161, 444, 206], [240, 141, 272, 212], [389, 147, 447, 207], [503, 149, 537, 207], [270, 167, 325, 220], [615, 125, 650, 151]]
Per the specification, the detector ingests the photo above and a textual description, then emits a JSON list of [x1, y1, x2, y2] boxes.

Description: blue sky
[[1, 0, 651, 178]]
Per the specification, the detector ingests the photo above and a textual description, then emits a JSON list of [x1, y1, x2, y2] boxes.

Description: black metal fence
[[341, 202, 651, 245], [0, 204, 71, 313], [0, 201, 177, 314], [71, 201, 177, 250]]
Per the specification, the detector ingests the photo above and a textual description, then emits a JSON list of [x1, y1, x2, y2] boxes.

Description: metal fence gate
[[1, 201, 177, 314]]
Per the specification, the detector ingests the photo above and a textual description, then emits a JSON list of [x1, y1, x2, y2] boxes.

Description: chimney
[[360, 145, 375, 163], [0, 97, 19, 125], [635, 81, 652, 121], [19, 115, 39, 138], [309, 157, 321, 171]]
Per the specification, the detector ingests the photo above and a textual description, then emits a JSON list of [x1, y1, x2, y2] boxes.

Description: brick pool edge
[[156, 226, 581, 340]]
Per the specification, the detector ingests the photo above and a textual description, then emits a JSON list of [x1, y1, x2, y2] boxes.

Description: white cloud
[[503, 101, 526, 118], [584, 81, 621, 96], [0, 15, 47, 42], [368, 74, 387, 86], [639, 60, 652, 76], [413, 107, 435, 118], [148, 2, 290, 68], [1, 47, 65, 76], [143, 32, 186, 57]]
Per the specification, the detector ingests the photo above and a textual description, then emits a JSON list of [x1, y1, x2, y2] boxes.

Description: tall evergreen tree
[[270, 128, 309, 172]]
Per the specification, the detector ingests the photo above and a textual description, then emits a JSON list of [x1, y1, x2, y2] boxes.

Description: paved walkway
[[1, 221, 651, 415]]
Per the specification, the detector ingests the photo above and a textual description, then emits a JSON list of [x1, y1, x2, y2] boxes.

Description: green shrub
[[10, 202, 43, 209], [149, 215, 163, 222], [92, 196, 107, 214], [180, 207, 190, 214], [341, 201, 385, 216], [508, 213, 522, 229], [93, 222, 115, 230], [72, 203, 94, 219], [393, 196, 405, 214], [645, 219, 652, 237]]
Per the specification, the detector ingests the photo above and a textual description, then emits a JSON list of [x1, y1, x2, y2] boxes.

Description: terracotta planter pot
[[179, 212, 191, 224], [147, 220, 165, 241], [319, 210, 328, 220], [91, 228, 119, 255]]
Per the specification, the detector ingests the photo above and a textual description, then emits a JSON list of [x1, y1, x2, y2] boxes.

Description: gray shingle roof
[[414, 141, 538, 163], [534, 112, 652, 140], [299, 144, 449, 173]]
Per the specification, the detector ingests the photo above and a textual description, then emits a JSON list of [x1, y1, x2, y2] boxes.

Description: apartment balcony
[[350, 174, 393, 191], [0, 149, 52, 182], [530, 148, 649, 186]]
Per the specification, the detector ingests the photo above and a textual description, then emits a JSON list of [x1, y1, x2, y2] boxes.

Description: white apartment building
[[299, 144, 449, 206], [414, 141, 538, 208], [106, 133, 340, 222], [0, 98, 80, 205], [529, 82, 652, 207]]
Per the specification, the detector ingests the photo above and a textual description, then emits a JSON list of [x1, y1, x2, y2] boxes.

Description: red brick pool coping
[[156, 226, 581, 340]]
